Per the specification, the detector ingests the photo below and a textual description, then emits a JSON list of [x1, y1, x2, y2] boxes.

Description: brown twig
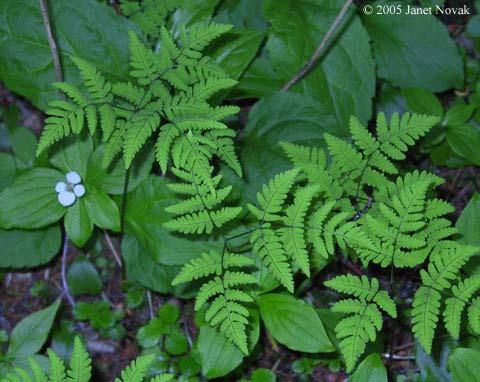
[[282, 0, 354, 91], [38, 0, 63, 83]]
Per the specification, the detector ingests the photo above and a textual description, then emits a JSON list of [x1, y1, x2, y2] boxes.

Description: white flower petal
[[66, 171, 81, 185], [73, 184, 85, 198], [55, 181, 67, 193], [58, 191, 76, 207]]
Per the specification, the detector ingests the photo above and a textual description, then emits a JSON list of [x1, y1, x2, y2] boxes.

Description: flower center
[[66, 182, 75, 192]]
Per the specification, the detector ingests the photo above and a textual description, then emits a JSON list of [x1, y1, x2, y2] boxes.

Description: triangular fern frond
[[67, 337, 91, 382], [325, 275, 396, 372]]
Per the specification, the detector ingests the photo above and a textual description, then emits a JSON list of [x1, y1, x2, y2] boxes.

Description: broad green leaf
[[0, 225, 61, 268], [211, 30, 265, 81], [7, 300, 60, 358], [0, 168, 65, 229], [224, 91, 337, 203], [0, 0, 135, 110], [86, 143, 153, 195], [67, 254, 102, 296], [171, 0, 220, 30], [122, 176, 222, 266], [456, 193, 480, 246], [257, 293, 334, 353], [448, 348, 480, 382], [414, 339, 453, 382], [64, 198, 93, 247], [197, 325, 243, 379], [49, 134, 93, 178], [443, 104, 476, 127], [263, 0, 375, 130], [234, 56, 284, 99], [0, 152, 17, 191], [121, 234, 194, 297], [363, 1, 463, 91], [251, 368, 276, 382], [350, 353, 387, 382], [8, 126, 37, 167], [84, 187, 120, 232], [215, 0, 268, 30], [447, 124, 480, 166], [164, 330, 188, 355], [158, 304, 180, 324], [136, 318, 167, 348], [401, 88, 444, 117]]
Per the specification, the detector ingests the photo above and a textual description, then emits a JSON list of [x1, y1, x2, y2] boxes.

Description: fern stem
[[120, 166, 131, 234]]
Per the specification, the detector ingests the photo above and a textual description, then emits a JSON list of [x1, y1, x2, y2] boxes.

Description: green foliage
[[2, 337, 175, 382], [325, 275, 396, 371], [173, 250, 256, 354], [412, 243, 480, 353], [37, 24, 240, 174]]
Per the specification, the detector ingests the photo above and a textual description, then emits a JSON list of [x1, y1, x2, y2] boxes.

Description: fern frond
[[444, 276, 480, 339], [251, 227, 294, 292], [412, 243, 479, 353], [48, 348, 67, 382], [124, 109, 160, 168], [173, 251, 255, 354], [128, 31, 158, 85], [71, 57, 112, 102], [114, 354, 155, 382], [325, 275, 396, 372], [67, 337, 91, 382]]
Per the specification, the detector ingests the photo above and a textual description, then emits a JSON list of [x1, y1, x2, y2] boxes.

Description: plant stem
[[104, 231, 122, 268], [282, 0, 354, 91], [61, 234, 75, 308], [38, 0, 64, 83], [120, 167, 131, 234]]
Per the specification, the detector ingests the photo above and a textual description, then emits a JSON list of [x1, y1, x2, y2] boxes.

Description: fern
[[411, 243, 479, 353], [324, 112, 439, 209], [325, 275, 397, 372], [358, 178, 454, 268], [2, 337, 175, 382], [37, 24, 240, 175], [172, 250, 256, 354], [247, 169, 373, 292]]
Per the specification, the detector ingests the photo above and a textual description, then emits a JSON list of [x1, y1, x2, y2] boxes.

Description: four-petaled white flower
[[55, 171, 86, 207]]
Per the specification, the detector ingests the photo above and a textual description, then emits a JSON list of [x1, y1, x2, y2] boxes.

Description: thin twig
[[282, 0, 354, 90], [61, 234, 75, 308], [146, 291, 154, 319], [104, 231, 122, 268], [38, 0, 63, 83]]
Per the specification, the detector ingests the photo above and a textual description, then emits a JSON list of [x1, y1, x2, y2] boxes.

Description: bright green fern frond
[[325, 275, 396, 371], [173, 250, 255, 354], [251, 227, 294, 292], [124, 109, 160, 168], [71, 57, 113, 102], [468, 297, 480, 334], [128, 31, 159, 85], [114, 354, 155, 382], [247, 169, 299, 222], [179, 23, 232, 56], [48, 348, 67, 382], [278, 185, 319, 276], [37, 101, 85, 155], [444, 275, 480, 339], [67, 337, 91, 382], [412, 243, 479, 353]]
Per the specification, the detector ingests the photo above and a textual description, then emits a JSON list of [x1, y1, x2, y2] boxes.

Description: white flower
[[55, 171, 86, 207]]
